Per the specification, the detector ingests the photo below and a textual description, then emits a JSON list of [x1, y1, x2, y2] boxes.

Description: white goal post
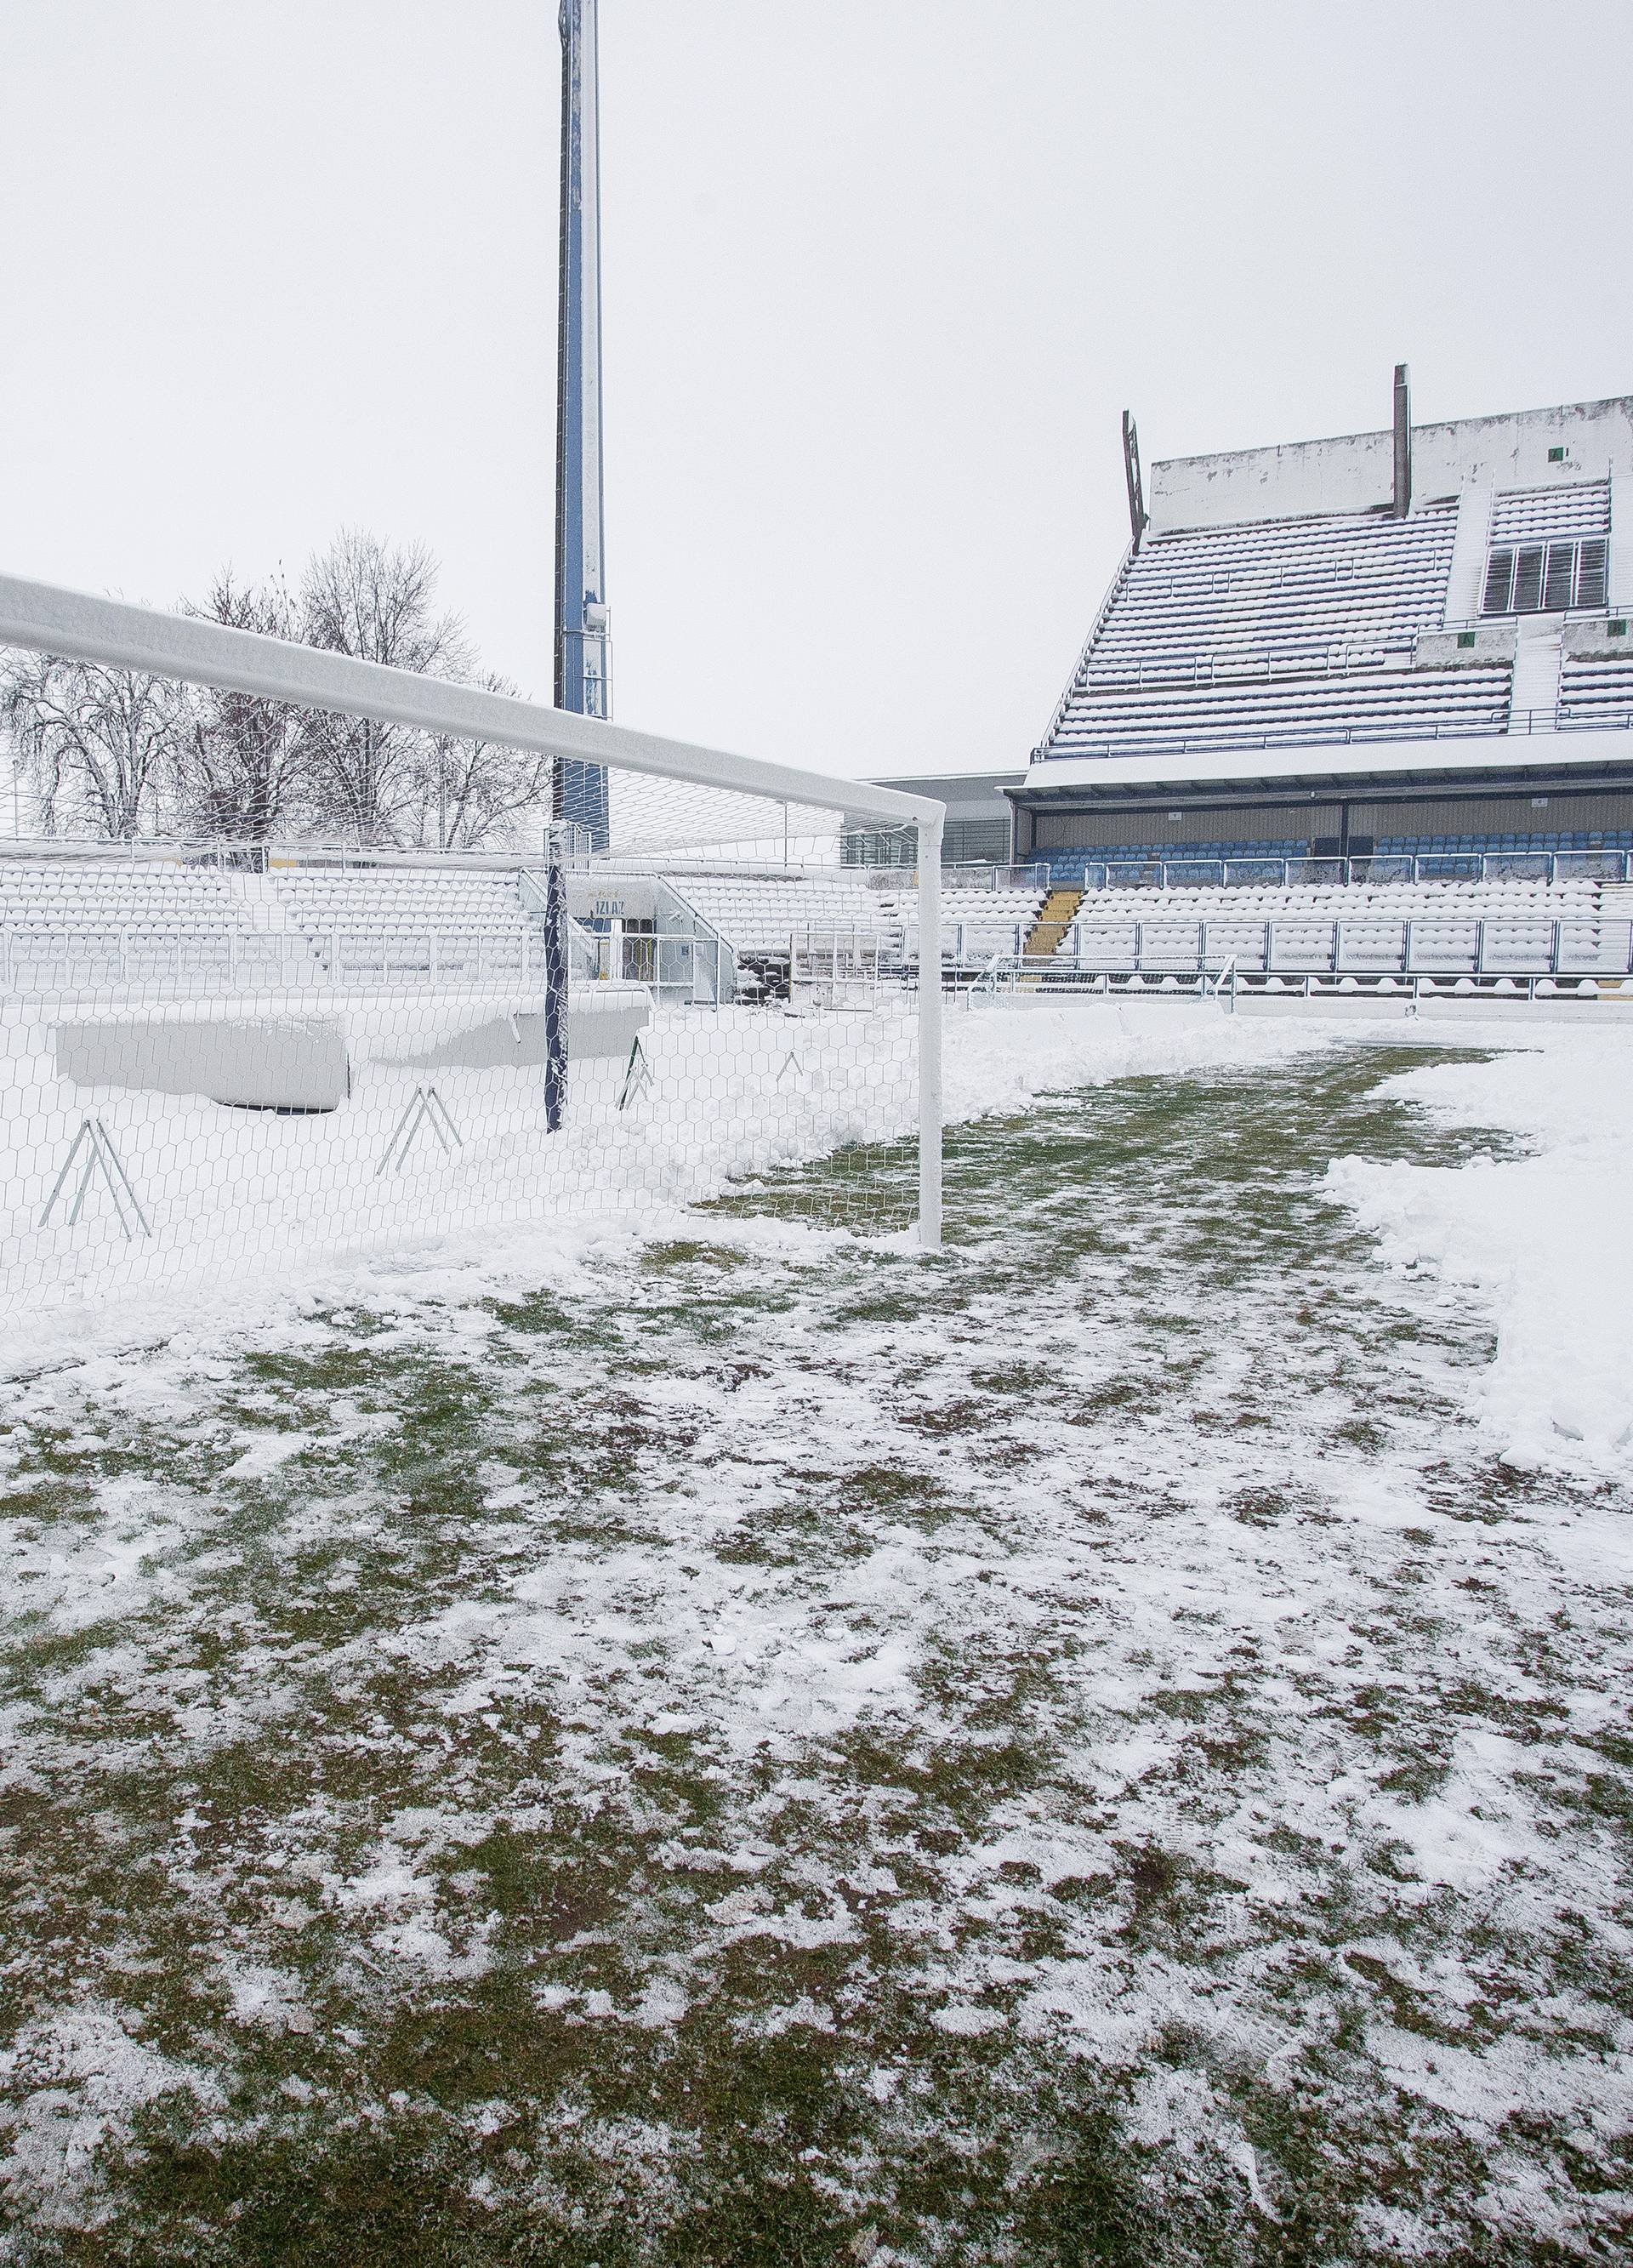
[[0, 571, 945, 1247]]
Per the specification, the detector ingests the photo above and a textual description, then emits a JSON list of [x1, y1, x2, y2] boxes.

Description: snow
[[0, 994, 1329, 1359], [0, 2004, 219, 2227], [1328, 1024, 1633, 1474], [0, 1002, 1630, 2251]]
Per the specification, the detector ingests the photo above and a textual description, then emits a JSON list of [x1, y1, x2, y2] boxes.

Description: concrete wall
[[1148, 397, 1633, 534], [1413, 623, 1517, 669], [1562, 619, 1633, 659], [1021, 785, 1633, 855], [1029, 803, 1334, 850], [567, 874, 662, 923], [1345, 788, 1633, 839]]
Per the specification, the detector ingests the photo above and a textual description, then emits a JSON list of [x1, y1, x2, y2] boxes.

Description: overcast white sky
[[2, 0, 1629, 784]]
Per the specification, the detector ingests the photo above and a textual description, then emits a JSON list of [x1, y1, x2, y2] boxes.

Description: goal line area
[[0, 576, 944, 1319]]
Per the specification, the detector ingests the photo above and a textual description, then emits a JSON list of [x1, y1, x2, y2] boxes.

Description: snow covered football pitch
[[2, 1002, 1631, 2265]]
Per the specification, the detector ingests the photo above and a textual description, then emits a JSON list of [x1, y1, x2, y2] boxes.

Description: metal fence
[[1063, 851, 1633, 892], [1026, 915, 1633, 983], [969, 960, 1628, 1008]]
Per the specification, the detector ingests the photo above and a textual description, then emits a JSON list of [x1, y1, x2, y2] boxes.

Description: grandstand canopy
[[851, 761, 1022, 869]]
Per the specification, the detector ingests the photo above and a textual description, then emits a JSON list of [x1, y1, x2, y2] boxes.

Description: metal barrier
[[578, 926, 731, 1005], [1050, 915, 1633, 982], [965, 958, 1631, 1008], [0, 923, 556, 991], [1061, 850, 1633, 892]]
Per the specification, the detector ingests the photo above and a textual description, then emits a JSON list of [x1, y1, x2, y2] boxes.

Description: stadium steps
[[1509, 618, 1565, 729], [1023, 887, 1084, 960]]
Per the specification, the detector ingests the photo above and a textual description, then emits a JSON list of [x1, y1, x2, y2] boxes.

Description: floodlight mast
[[553, 0, 612, 850]]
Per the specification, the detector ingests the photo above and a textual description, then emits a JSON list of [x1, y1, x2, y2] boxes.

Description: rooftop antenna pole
[[553, 0, 612, 850], [1392, 362, 1412, 519], [1122, 411, 1148, 553]]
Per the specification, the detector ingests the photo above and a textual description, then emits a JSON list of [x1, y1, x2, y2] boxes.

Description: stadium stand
[[994, 387, 1633, 926], [652, 873, 1050, 976], [1059, 874, 1628, 981], [1046, 498, 1515, 761], [0, 856, 555, 991], [669, 874, 891, 958]]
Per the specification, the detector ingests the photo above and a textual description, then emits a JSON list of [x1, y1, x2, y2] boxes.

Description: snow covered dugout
[[0, 573, 943, 1312], [47, 983, 649, 1109]]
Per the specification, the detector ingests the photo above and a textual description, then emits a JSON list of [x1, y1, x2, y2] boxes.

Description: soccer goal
[[0, 573, 944, 1319]]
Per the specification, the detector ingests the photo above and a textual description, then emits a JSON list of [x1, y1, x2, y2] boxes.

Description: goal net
[[0, 580, 943, 1322]]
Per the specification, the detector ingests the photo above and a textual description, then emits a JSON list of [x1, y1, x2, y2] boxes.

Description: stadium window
[[1511, 545, 1546, 611], [1482, 536, 1608, 616], [1542, 544, 1576, 612], [1548, 446, 1567, 463], [1577, 539, 1609, 609]]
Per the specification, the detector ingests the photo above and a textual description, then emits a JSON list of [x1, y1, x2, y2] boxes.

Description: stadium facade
[[862, 384, 1633, 875]]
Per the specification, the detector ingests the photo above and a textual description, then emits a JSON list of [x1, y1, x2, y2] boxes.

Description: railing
[[936, 862, 1050, 891], [1049, 914, 1633, 983], [1205, 954, 1238, 1011], [1059, 850, 1633, 891], [0, 833, 560, 872], [1029, 692, 1633, 765], [651, 876, 739, 1003], [0, 923, 556, 992], [964, 958, 1631, 1007], [575, 926, 732, 1006]]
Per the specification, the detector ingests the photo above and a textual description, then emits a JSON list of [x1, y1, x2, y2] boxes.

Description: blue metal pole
[[553, 0, 612, 849]]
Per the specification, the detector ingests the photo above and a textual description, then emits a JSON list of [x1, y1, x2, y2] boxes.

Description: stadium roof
[[1010, 727, 1633, 804]]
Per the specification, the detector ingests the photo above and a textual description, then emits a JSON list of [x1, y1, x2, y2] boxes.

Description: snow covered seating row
[[673, 876, 903, 958], [0, 863, 242, 926], [1558, 649, 1633, 730], [1042, 499, 1514, 760], [0, 858, 553, 992], [664, 875, 1048, 965], [1086, 502, 1459, 684], [276, 870, 531, 932], [1060, 902, 1631, 978]]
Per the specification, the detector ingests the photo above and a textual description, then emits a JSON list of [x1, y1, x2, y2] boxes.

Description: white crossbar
[[0, 574, 937, 827]]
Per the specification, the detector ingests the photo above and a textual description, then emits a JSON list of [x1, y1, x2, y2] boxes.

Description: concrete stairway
[[1510, 618, 1564, 729], [1023, 886, 1083, 960]]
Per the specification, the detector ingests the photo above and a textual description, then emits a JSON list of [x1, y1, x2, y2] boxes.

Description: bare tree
[[173, 571, 310, 842], [2, 649, 176, 839], [408, 675, 553, 850], [298, 531, 473, 845]]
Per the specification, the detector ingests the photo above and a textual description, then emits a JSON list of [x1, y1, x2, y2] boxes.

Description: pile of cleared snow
[[1328, 1028, 1633, 1473]]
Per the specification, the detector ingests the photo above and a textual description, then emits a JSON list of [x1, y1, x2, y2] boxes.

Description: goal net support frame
[[0, 571, 945, 1248]]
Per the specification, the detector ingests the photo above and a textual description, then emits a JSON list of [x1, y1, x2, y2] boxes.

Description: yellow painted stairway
[[1022, 886, 1083, 962]]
